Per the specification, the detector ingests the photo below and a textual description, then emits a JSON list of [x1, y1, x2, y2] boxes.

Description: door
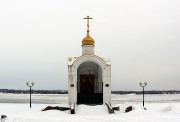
[[80, 75, 94, 93], [77, 75, 103, 105]]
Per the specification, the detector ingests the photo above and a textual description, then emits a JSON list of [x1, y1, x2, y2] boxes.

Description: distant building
[[68, 16, 111, 105]]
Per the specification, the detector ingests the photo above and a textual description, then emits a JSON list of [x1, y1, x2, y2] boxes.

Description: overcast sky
[[0, 0, 180, 90]]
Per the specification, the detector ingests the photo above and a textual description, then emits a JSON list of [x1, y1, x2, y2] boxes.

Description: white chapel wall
[[68, 55, 111, 105]]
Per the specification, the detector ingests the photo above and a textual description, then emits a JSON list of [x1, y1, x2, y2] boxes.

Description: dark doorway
[[80, 75, 94, 93], [77, 74, 103, 105]]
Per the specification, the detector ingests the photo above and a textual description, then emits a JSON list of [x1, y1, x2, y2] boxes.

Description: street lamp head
[[32, 81, 35, 86], [26, 81, 35, 87], [139, 82, 148, 87], [144, 82, 147, 86], [26, 81, 29, 86], [139, 82, 142, 86]]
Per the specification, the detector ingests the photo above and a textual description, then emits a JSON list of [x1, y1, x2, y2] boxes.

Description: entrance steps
[[75, 104, 119, 115], [76, 105, 108, 115]]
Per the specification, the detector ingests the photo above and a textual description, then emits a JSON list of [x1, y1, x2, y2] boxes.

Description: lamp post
[[26, 81, 35, 108], [139, 82, 147, 108]]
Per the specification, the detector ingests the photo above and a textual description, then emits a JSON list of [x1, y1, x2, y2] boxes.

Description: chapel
[[68, 16, 111, 105]]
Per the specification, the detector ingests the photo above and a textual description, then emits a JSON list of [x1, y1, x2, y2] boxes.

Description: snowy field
[[0, 93, 180, 122]]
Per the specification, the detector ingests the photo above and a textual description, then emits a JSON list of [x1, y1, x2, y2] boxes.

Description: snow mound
[[161, 106, 172, 112], [160, 105, 180, 115]]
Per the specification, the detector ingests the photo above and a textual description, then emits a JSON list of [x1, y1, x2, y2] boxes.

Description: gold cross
[[84, 16, 93, 32]]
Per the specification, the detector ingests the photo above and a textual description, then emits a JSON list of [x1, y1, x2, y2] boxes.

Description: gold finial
[[82, 16, 95, 45]]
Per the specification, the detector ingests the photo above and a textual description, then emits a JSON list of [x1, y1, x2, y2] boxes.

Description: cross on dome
[[84, 16, 93, 33]]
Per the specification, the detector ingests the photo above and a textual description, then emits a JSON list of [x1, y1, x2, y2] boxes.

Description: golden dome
[[82, 32, 94, 45]]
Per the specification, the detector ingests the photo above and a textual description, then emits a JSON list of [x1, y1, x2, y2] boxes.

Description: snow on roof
[[102, 57, 111, 65], [67, 57, 78, 66]]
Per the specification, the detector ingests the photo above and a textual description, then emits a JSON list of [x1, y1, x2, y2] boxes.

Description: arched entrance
[[77, 61, 103, 104]]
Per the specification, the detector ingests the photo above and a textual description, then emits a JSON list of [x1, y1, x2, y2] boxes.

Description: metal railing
[[77, 82, 103, 104]]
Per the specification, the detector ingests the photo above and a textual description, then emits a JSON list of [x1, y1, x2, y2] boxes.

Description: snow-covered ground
[[0, 93, 180, 122]]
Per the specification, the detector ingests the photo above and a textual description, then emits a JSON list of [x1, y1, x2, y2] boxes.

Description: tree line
[[0, 89, 180, 94], [111, 90, 180, 94], [0, 89, 67, 94]]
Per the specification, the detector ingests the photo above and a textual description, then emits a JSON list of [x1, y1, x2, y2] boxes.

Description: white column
[[68, 67, 77, 105]]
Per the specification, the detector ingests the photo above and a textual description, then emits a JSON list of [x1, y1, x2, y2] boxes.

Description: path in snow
[[76, 105, 109, 115]]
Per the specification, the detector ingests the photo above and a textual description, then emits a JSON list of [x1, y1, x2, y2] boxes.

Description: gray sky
[[0, 0, 180, 90]]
